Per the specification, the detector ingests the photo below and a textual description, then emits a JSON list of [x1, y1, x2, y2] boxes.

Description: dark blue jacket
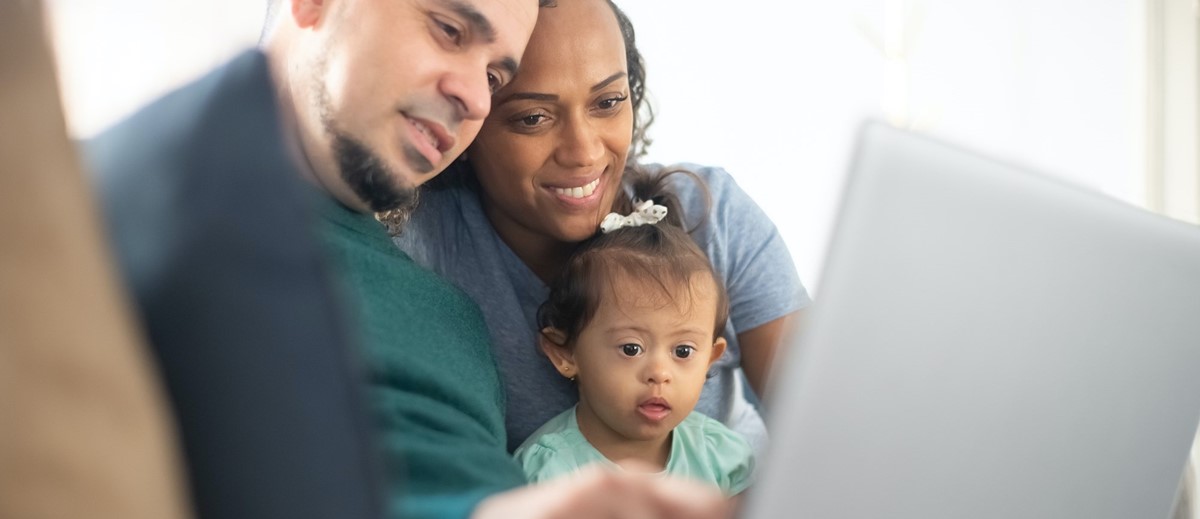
[[84, 50, 384, 519]]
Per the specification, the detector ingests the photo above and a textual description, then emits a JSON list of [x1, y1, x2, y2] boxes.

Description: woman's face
[[467, 0, 633, 248]]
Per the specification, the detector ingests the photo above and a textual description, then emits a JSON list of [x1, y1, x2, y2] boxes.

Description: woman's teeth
[[552, 178, 600, 199]]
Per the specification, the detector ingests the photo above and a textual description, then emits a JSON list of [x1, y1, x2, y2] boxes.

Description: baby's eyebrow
[[602, 324, 651, 335]]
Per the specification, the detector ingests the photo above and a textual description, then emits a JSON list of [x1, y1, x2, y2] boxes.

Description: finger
[[642, 475, 735, 519]]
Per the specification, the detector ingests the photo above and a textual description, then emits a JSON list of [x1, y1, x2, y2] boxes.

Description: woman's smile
[[544, 172, 606, 207]]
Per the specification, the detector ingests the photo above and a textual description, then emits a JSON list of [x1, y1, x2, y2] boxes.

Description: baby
[[515, 170, 754, 496]]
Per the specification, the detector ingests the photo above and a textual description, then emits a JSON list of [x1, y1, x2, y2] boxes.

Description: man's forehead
[[443, 0, 539, 59], [443, 0, 539, 31]]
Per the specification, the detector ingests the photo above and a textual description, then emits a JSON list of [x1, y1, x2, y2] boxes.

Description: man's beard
[[312, 65, 425, 225], [329, 130, 421, 219]]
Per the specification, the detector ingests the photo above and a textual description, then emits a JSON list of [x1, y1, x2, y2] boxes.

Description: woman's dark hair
[[537, 168, 728, 348], [429, 0, 653, 191], [605, 0, 654, 161]]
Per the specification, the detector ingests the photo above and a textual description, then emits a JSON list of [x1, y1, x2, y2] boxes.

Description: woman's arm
[[737, 309, 804, 399]]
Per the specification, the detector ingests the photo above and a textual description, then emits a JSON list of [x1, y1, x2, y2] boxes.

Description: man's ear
[[708, 337, 728, 368], [291, 0, 327, 29], [538, 328, 578, 380]]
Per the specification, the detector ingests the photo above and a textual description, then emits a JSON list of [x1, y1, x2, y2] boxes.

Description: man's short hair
[[263, 0, 554, 40], [261, 0, 282, 43]]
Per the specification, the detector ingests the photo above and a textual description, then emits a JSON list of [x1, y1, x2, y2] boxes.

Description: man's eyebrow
[[497, 57, 519, 79], [435, 0, 518, 77], [590, 72, 627, 93], [436, 0, 496, 41]]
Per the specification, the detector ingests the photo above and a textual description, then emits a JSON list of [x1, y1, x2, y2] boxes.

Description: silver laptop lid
[[748, 122, 1200, 519]]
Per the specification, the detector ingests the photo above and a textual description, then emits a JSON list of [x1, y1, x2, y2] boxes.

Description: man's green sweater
[[316, 198, 526, 519]]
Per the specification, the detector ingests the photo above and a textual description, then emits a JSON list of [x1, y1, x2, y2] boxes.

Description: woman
[[395, 0, 809, 453]]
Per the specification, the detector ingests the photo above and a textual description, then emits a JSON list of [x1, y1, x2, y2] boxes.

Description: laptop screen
[[746, 122, 1200, 519]]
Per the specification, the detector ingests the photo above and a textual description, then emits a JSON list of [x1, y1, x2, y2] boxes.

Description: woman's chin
[[553, 222, 603, 244]]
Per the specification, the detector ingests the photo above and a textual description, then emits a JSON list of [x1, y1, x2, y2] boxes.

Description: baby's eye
[[674, 345, 695, 359], [620, 343, 643, 357]]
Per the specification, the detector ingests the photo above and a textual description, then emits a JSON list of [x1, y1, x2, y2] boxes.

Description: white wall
[[48, 0, 1146, 293], [47, 0, 263, 139], [44, 0, 1194, 510], [621, 0, 1144, 293]]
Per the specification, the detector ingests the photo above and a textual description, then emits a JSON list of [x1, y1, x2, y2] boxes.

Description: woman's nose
[[554, 116, 605, 168]]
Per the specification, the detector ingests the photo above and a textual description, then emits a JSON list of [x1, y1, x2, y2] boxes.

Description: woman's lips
[[550, 177, 601, 199], [545, 174, 605, 207]]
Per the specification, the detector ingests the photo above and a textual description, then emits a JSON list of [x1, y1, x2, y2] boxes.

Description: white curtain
[[1144, 0, 1200, 225]]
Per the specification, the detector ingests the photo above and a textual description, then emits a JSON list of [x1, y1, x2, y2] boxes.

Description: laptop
[[745, 122, 1200, 519]]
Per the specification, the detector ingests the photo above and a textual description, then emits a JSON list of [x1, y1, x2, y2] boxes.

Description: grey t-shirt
[[396, 163, 810, 452]]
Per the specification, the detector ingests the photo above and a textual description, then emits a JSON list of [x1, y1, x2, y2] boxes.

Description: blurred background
[[46, 0, 1198, 294], [43, 0, 1199, 513]]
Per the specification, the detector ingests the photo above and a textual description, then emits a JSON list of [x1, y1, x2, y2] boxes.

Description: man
[[87, 0, 731, 518]]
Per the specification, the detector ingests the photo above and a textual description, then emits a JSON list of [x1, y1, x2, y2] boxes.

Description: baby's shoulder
[[677, 411, 752, 451], [672, 412, 756, 495], [514, 412, 609, 483]]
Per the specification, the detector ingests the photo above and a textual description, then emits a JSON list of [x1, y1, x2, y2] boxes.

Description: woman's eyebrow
[[590, 72, 628, 93], [495, 92, 558, 107], [495, 72, 628, 106]]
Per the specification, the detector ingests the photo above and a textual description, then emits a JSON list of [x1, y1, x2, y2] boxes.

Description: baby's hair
[[537, 167, 729, 348]]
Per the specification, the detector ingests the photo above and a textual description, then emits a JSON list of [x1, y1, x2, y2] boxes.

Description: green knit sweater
[[316, 197, 526, 519]]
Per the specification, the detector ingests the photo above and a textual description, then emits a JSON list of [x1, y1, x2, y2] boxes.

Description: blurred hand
[[472, 466, 733, 519]]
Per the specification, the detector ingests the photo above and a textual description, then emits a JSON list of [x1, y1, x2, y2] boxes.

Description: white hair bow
[[599, 199, 668, 234]]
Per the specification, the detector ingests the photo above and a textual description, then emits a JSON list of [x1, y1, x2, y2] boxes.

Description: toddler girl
[[514, 170, 754, 496]]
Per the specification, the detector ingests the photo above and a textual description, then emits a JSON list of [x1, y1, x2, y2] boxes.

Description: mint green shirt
[[514, 406, 754, 496]]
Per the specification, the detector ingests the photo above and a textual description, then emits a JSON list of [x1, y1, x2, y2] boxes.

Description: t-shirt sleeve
[[513, 441, 579, 484], [677, 164, 811, 333], [703, 420, 756, 496]]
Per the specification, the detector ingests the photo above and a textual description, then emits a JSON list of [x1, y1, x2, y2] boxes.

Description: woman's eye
[[620, 343, 643, 357], [518, 114, 546, 127], [597, 95, 628, 110], [674, 345, 694, 359]]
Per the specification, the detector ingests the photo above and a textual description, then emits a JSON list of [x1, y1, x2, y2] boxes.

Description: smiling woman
[[396, 0, 812, 457], [45, 0, 1186, 512]]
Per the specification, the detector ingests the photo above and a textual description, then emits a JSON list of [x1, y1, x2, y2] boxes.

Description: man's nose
[[440, 67, 491, 122]]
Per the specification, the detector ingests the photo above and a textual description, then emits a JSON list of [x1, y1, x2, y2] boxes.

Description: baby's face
[[570, 272, 725, 447]]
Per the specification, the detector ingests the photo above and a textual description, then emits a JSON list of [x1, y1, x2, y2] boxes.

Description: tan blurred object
[[0, 1, 191, 518], [1177, 451, 1196, 519]]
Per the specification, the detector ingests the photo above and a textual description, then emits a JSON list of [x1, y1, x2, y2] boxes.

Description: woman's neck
[[575, 403, 672, 471], [480, 199, 575, 284]]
